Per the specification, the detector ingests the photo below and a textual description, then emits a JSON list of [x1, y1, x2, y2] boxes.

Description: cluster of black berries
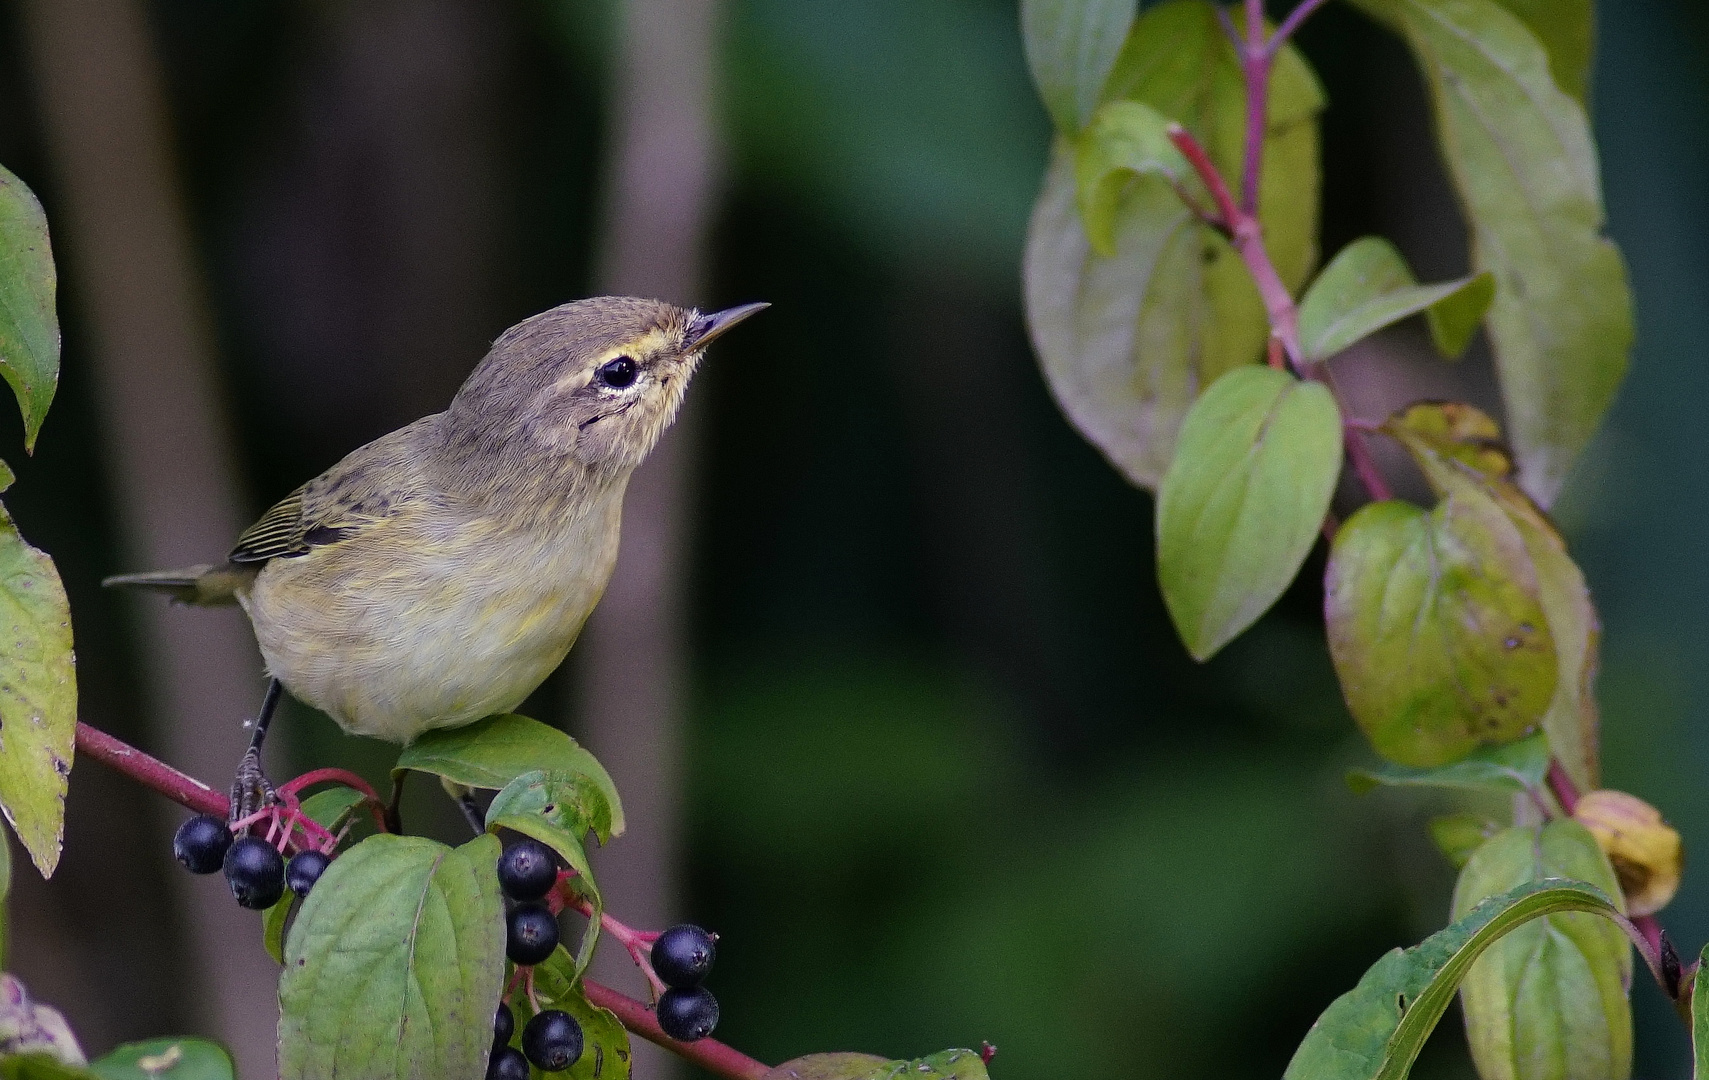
[[652, 924, 719, 1042], [173, 813, 330, 910], [492, 840, 585, 1076]]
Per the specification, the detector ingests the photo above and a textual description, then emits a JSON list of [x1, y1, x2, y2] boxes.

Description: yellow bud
[[1573, 790, 1683, 917]]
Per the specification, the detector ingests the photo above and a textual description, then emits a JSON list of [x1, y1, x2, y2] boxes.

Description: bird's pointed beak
[[687, 302, 769, 349]]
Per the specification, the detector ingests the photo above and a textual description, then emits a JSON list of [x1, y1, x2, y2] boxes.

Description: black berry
[[651, 924, 716, 989], [657, 986, 719, 1042], [486, 1046, 530, 1080], [174, 814, 232, 875], [493, 1002, 515, 1049], [497, 840, 559, 902], [285, 851, 331, 896], [506, 903, 560, 966], [223, 836, 286, 910], [522, 1009, 584, 1072]]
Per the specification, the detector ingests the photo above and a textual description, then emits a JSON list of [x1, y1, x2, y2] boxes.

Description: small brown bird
[[107, 296, 765, 808]]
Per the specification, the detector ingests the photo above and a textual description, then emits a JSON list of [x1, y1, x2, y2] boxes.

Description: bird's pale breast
[[239, 489, 625, 743]]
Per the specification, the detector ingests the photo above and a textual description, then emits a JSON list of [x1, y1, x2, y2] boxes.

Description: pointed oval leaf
[[763, 1056, 893, 1080], [1693, 941, 1709, 1080], [278, 834, 505, 1080], [394, 714, 622, 840], [1453, 821, 1632, 1080], [1023, 0, 1322, 490], [1298, 237, 1493, 362], [1430, 813, 1498, 869], [1073, 100, 1191, 255], [0, 505, 76, 876], [88, 1040, 234, 1080], [0, 167, 58, 452], [1326, 484, 1557, 767], [1347, 732, 1549, 796], [1384, 402, 1602, 789], [1020, 0, 1137, 133], [1348, 0, 1631, 507], [1283, 878, 1629, 1080], [1157, 366, 1341, 660]]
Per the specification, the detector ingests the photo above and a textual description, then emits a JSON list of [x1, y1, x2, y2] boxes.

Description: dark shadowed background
[[0, 1, 1704, 1078]]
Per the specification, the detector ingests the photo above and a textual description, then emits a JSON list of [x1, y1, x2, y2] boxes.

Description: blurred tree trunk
[[574, 0, 722, 1075], [15, 1, 277, 1076]]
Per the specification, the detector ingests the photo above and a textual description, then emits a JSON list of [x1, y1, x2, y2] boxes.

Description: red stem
[[585, 979, 771, 1080], [1239, 0, 1270, 217], [75, 722, 226, 816], [1546, 760, 1581, 814], [72, 722, 775, 1080], [1344, 428, 1393, 503]]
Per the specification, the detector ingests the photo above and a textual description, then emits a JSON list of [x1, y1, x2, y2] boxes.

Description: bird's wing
[[229, 420, 440, 564]]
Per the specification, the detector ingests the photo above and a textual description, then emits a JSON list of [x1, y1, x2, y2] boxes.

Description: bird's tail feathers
[[102, 563, 252, 606]]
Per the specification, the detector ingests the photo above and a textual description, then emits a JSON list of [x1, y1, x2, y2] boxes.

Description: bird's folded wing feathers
[[229, 478, 393, 564]]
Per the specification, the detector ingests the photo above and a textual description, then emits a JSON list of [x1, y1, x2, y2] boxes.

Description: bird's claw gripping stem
[[228, 745, 276, 824]]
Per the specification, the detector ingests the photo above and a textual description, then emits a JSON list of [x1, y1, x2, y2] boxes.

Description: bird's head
[[447, 296, 767, 471]]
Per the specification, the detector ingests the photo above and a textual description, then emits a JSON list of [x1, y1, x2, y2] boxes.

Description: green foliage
[[1282, 879, 1626, 1080], [1020, 0, 1136, 133], [1072, 100, 1190, 255], [1430, 813, 1498, 869], [1346, 733, 1550, 797], [1023, 0, 1322, 490], [764, 1051, 991, 1080], [1349, 0, 1630, 507], [0, 166, 58, 453], [514, 947, 632, 1080], [1451, 822, 1631, 1080], [1383, 403, 1604, 791], [1489, 0, 1595, 103], [87, 1040, 234, 1080], [0, 1058, 86, 1080], [277, 834, 505, 1080], [0, 498, 76, 877], [1694, 942, 1709, 1080], [1296, 237, 1493, 362], [395, 714, 624, 840], [1155, 366, 1341, 660], [1326, 485, 1557, 768]]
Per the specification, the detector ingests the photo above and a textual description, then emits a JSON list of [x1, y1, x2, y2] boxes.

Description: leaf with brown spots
[[1325, 475, 1557, 768], [0, 500, 74, 876]]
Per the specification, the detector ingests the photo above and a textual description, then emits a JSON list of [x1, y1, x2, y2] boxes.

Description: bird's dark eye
[[597, 356, 638, 388]]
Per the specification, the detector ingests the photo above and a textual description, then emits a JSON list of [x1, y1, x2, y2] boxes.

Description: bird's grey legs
[[229, 679, 283, 823]]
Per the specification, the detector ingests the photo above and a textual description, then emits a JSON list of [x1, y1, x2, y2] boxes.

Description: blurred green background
[[0, 1, 1704, 1078]]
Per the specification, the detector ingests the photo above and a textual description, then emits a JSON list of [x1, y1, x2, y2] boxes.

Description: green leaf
[[1490, 0, 1593, 103], [0, 1058, 91, 1080], [1347, 732, 1549, 796], [0, 502, 76, 876], [0, 167, 58, 452], [763, 1051, 991, 1080], [278, 834, 505, 1080], [1348, 0, 1630, 507], [298, 786, 368, 832], [1453, 822, 1631, 1080], [262, 892, 294, 965], [1156, 366, 1341, 660], [1073, 100, 1189, 255], [1325, 483, 1557, 767], [1023, 0, 1323, 491], [88, 1040, 234, 1080], [1694, 941, 1709, 1080], [394, 714, 623, 840], [1383, 402, 1603, 790], [1282, 878, 1627, 1080], [515, 947, 632, 1080], [486, 769, 603, 975], [1020, 0, 1136, 133], [1430, 813, 1496, 869], [1297, 237, 1493, 362], [763, 1056, 893, 1080], [0, 822, 10, 966]]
